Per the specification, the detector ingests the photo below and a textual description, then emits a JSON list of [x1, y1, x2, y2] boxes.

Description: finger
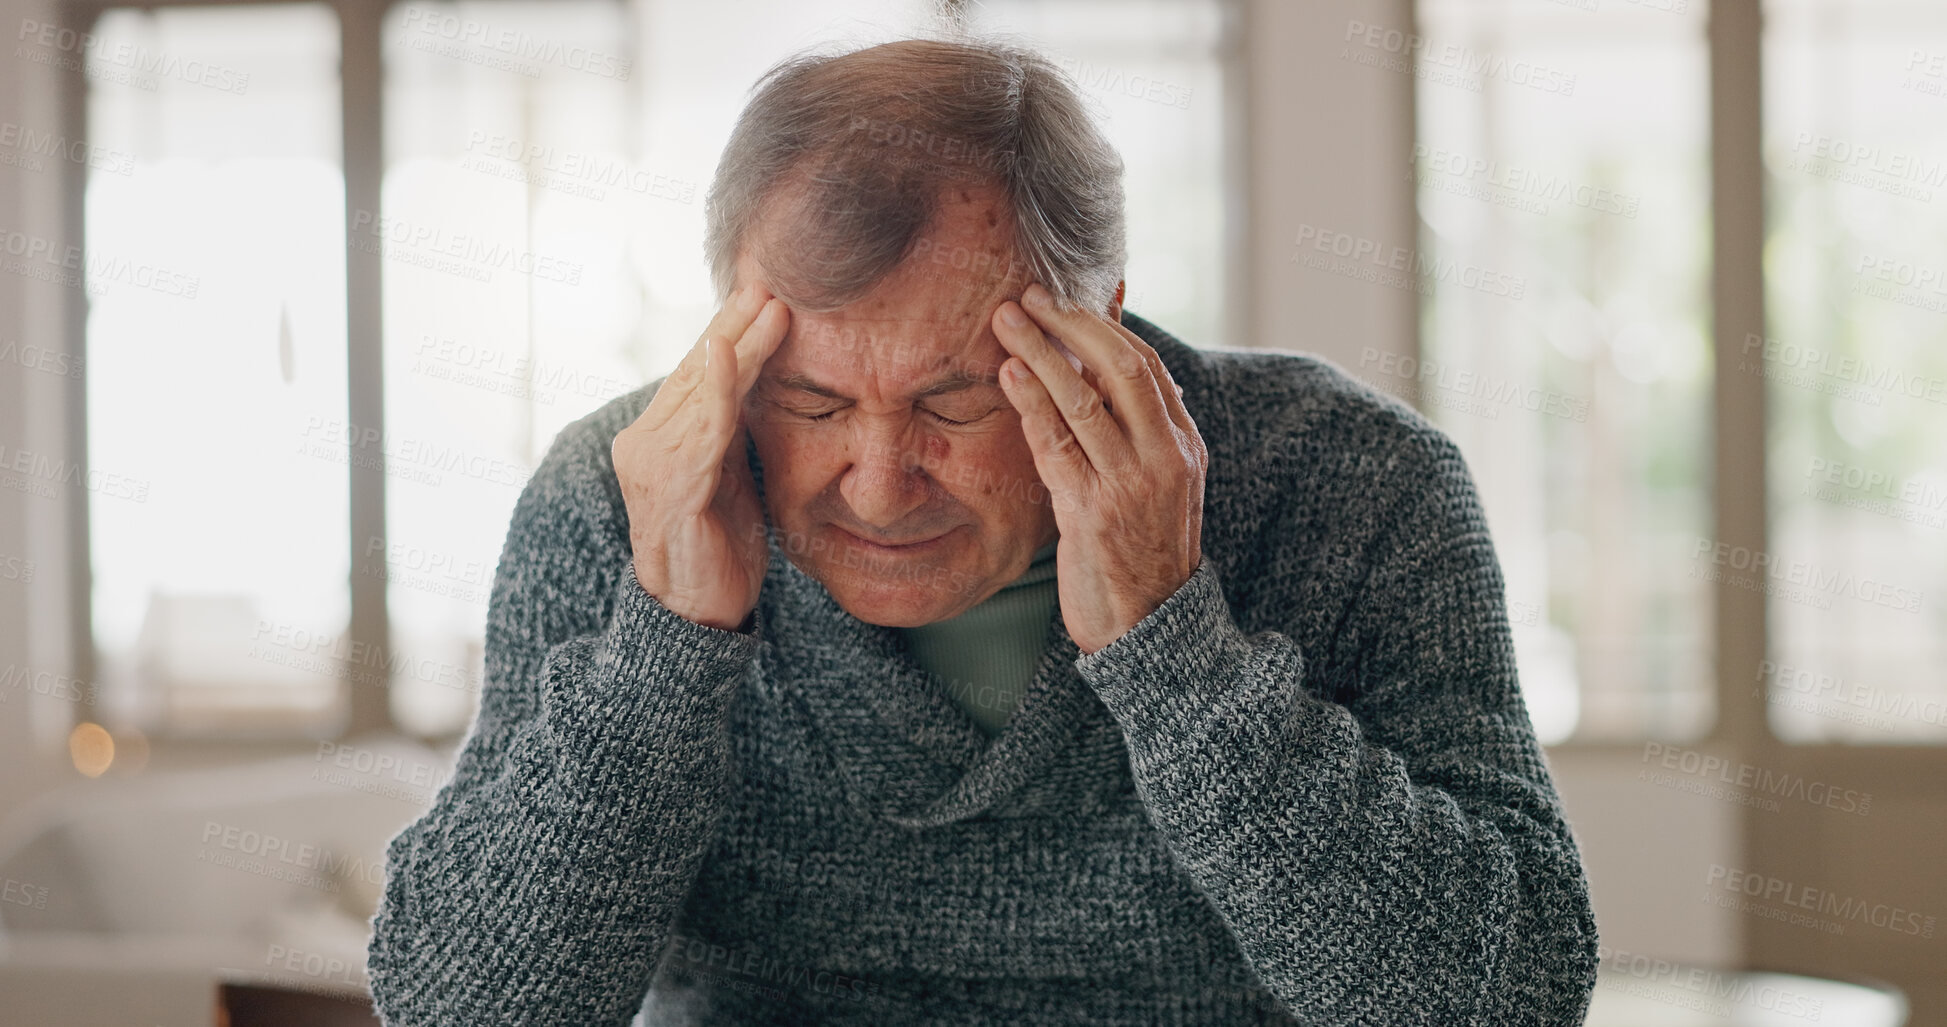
[[689, 333, 741, 495], [634, 332, 732, 523], [1019, 283, 1174, 449], [641, 284, 770, 433], [1108, 318, 1195, 437], [992, 299, 1136, 473], [997, 356, 1090, 496], [732, 298, 790, 401]]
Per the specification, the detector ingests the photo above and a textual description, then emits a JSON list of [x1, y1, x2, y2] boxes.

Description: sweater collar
[[750, 535, 1100, 829]]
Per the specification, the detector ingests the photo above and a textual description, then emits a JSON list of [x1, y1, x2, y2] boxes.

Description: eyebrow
[[767, 367, 1000, 402]]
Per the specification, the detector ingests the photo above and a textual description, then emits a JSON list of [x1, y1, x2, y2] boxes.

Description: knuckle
[[1111, 350, 1149, 380], [1066, 395, 1105, 427]]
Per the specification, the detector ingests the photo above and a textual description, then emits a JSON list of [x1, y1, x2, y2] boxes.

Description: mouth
[[833, 525, 954, 554]]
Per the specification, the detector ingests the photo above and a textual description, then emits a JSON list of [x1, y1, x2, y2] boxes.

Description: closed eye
[[924, 409, 990, 426], [793, 408, 993, 426]]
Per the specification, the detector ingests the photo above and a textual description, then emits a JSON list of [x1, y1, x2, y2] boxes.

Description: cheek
[[938, 432, 1042, 507], [922, 432, 950, 467], [746, 423, 824, 498]]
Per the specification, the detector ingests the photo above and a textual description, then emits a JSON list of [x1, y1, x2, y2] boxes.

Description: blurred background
[[0, 0, 1942, 1023]]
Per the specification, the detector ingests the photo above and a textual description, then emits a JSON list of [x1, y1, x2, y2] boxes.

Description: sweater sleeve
[[1072, 429, 1599, 1026], [365, 418, 761, 1026]]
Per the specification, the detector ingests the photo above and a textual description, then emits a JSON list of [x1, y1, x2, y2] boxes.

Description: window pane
[[1414, 1, 1713, 743], [1762, 0, 1947, 743], [376, 0, 951, 736], [83, 4, 347, 734], [958, 0, 1232, 348], [380, 0, 641, 735]]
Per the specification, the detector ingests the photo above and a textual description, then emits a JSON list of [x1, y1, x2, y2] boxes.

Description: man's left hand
[[991, 282, 1208, 655]]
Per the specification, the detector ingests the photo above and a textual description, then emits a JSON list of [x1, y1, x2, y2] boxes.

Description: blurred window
[[1760, 0, 1947, 743], [83, 3, 350, 735], [1414, 0, 1713, 743], [78, 0, 1236, 738]]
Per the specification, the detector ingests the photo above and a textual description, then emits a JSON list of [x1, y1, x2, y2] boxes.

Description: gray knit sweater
[[365, 311, 1600, 1026]]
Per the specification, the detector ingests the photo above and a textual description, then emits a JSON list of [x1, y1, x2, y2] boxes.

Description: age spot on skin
[[923, 432, 951, 469]]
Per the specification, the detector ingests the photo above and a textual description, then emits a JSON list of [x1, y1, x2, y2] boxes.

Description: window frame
[[56, 0, 424, 741]]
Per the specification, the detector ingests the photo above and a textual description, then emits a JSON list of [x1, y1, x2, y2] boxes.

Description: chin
[[812, 563, 975, 627], [786, 533, 987, 626]]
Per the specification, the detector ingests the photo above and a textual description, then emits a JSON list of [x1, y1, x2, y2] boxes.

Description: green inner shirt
[[893, 540, 1059, 738]]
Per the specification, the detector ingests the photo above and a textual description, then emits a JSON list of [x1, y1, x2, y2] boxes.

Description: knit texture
[[365, 311, 1601, 1026], [897, 538, 1059, 737]]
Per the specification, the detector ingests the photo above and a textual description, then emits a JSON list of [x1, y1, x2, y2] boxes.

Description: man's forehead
[[762, 328, 1004, 393], [732, 182, 1028, 310]]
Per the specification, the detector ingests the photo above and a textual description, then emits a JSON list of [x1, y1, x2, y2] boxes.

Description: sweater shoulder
[[521, 378, 665, 542], [1192, 343, 1468, 504]]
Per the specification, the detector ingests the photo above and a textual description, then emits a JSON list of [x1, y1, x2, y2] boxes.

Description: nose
[[837, 416, 936, 533]]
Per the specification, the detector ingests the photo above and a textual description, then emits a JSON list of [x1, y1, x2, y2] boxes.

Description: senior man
[[367, 36, 1599, 1027]]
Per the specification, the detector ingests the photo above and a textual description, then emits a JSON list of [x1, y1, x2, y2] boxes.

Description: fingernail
[[1000, 303, 1028, 328], [739, 286, 762, 313], [1023, 283, 1049, 306]]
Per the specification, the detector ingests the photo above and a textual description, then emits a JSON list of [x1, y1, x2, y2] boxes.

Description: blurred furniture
[[217, 980, 380, 1026], [0, 736, 443, 1027], [1586, 962, 1906, 1026]]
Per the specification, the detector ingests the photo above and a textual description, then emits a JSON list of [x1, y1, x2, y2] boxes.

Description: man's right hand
[[612, 283, 791, 631]]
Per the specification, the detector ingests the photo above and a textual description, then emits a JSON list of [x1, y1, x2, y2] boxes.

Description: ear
[[1107, 279, 1126, 322]]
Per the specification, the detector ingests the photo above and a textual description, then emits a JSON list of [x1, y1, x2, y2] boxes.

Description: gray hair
[[704, 36, 1126, 315]]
